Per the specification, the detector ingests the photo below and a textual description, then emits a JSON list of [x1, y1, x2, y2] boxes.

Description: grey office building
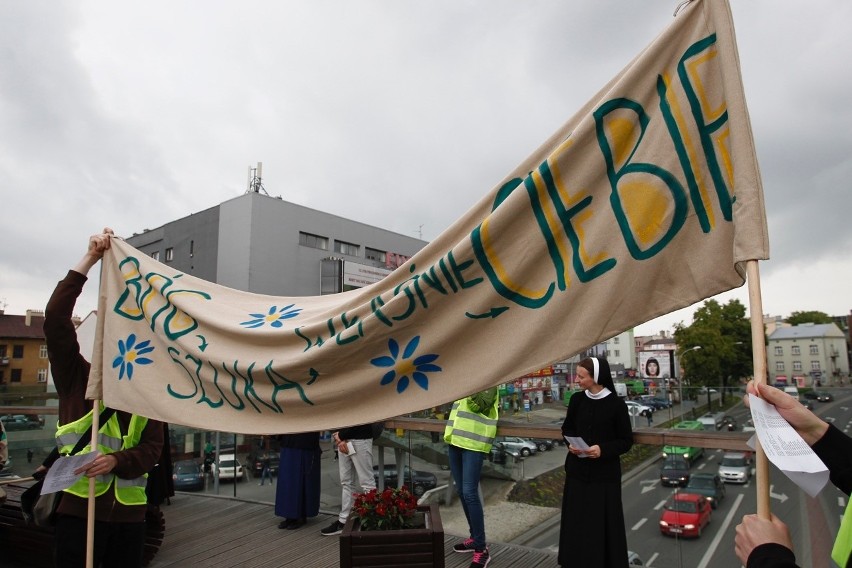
[[126, 192, 428, 296]]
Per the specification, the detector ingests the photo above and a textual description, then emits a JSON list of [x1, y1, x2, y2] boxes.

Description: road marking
[[770, 484, 789, 503], [697, 462, 707, 470], [654, 499, 667, 511], [696, 492, 745, 568], [646, 552, 659, 566], [632, 518, 648, 531], [840, 496, 847, 508], [641, 479, 659, 494]]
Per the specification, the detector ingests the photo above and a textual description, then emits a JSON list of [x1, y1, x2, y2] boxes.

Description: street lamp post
[[676, 346, 702, 418]]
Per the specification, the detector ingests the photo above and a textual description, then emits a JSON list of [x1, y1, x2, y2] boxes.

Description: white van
[[783, 385, 799, 397], [698, 412, 725, 431]]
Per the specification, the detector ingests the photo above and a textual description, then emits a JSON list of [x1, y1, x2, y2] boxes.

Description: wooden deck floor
[[148, 493, 558, 568]]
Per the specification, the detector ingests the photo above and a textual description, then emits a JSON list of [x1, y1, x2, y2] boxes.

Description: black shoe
[[278, 519, 293, 529], [286, 518, 306, 530], [321, 520, 344, 536]]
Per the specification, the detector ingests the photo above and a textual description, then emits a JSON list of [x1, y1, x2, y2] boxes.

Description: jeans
[[259, 465, 273, 485], [448, 444, 486, 549], [338, 438, 376, 523]]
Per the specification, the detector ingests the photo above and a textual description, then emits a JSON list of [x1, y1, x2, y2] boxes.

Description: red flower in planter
[[351, 485, 419, 530]]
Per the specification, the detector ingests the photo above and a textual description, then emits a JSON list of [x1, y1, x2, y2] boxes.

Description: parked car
[[172, 459, 205, 491], [638, 394, 672, 410], [216, 454, 244, 481], [528, 438, 555, 452], [494, 436, 537, 457], [815, 391, 834, 402], [246, 450, 280, 477], [684, 473, 726, 509], [659, 455, 692, 487], [624, 401, 654, 418], [0, 414, 40, 431], [802, 391, 819, 401], [659, 492, 712, 538], [718, 451, 753, 484], [373, 464, 438, 497]]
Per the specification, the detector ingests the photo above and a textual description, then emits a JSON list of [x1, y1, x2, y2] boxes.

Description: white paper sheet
[[41, 452, 98, 495], [564, 435, 592, 458], [748, 394, 830, 497]]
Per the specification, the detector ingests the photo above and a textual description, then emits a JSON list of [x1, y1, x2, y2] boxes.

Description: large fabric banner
[[89, 0, 768, 433]]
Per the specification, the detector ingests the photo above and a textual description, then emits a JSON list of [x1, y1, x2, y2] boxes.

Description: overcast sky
[[1, 1, 850, 339]]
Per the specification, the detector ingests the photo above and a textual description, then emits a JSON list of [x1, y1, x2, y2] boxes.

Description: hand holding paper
[[748, 393, 829, 497], [564, 435, 594, 458]]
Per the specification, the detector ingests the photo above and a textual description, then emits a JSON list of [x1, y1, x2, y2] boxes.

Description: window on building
[[365, 247, 386, 263], [151, 250, 160, 261], [791, 345, 800, 356], [0, 345, 6, 358], [811, 361, 821, 371], [775, 361, 784, 372], [613, 337, 620, 344], [774, 346, 783, 356], [299, 231, 329, 250], [792, 361, 802, 371], [165, 247, 174, 262], [614, 349, 620, 357], [809, 344, 818, 355], [334, 240, 360, 256], [12, 345, 24, 358], [37, 368, 48, 383], [39, 345, 48, 359], [11, 369, 22, 383], [0, 370, 4, 384]]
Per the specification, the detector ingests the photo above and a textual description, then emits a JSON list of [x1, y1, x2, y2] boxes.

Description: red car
[[659, 492, 712, 538]]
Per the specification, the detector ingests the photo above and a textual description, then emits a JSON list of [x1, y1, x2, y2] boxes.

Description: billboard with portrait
[[639, 351, 673, 379]]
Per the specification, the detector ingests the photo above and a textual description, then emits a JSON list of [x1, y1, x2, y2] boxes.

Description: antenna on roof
[[246, 162, 268, 195]]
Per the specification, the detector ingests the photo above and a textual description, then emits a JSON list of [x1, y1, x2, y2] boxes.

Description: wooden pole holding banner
[[746, 260, 771, 519], [86, 399, 101, 568]]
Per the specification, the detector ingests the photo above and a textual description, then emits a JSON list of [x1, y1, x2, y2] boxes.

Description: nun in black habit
[[274, 432, 322, 529], [559, 356, 633, 567]]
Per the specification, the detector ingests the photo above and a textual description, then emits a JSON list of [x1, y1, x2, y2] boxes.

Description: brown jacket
[[44, 270, 163, 522]]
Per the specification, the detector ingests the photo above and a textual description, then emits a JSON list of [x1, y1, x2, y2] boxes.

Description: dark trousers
[[54, 515, 146, 568]]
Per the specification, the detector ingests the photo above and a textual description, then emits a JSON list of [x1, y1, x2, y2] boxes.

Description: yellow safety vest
[[443, 397, 499, 453], [55, 405, 149, 506], [833, 497, 852, 568]]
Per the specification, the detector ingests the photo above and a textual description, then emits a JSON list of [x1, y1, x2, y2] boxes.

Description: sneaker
[[453, 538, 476, 553], [320, 520, 344, 536], [470, 548, 490, 568]]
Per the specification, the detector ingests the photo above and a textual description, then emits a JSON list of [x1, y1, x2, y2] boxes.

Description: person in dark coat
[[275, 432, 321, 530], [559, 356, 633, 568], [735, 381, 852, 568]]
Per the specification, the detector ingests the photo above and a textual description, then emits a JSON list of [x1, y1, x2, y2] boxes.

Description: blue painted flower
[[240, 304, 303, 329], [370, 336, 442, 394], [111, 333, 155, 380]]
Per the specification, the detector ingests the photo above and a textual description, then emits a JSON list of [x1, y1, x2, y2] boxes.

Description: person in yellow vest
[[39, 228, 164, 568], [735, 381, 851, 568], [444, 387, 499, 568]]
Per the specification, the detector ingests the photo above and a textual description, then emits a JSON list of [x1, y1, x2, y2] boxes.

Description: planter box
[[339, 503, 444, 568]]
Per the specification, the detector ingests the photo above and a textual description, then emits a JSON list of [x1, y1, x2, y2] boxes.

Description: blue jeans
[[448, 444, 486, 549]]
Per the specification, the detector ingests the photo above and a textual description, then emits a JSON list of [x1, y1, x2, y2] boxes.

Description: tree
[[673, 299, 752, 407], [786, 310, 833, 325]]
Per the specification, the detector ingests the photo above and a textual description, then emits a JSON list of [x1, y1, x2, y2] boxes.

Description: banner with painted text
[[89, 0, 768, 433]]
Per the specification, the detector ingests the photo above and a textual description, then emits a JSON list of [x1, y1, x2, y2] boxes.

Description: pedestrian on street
[[258, 455, 273, 486], [27, 448, 34, 463], [646, 412, 653, 427]]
